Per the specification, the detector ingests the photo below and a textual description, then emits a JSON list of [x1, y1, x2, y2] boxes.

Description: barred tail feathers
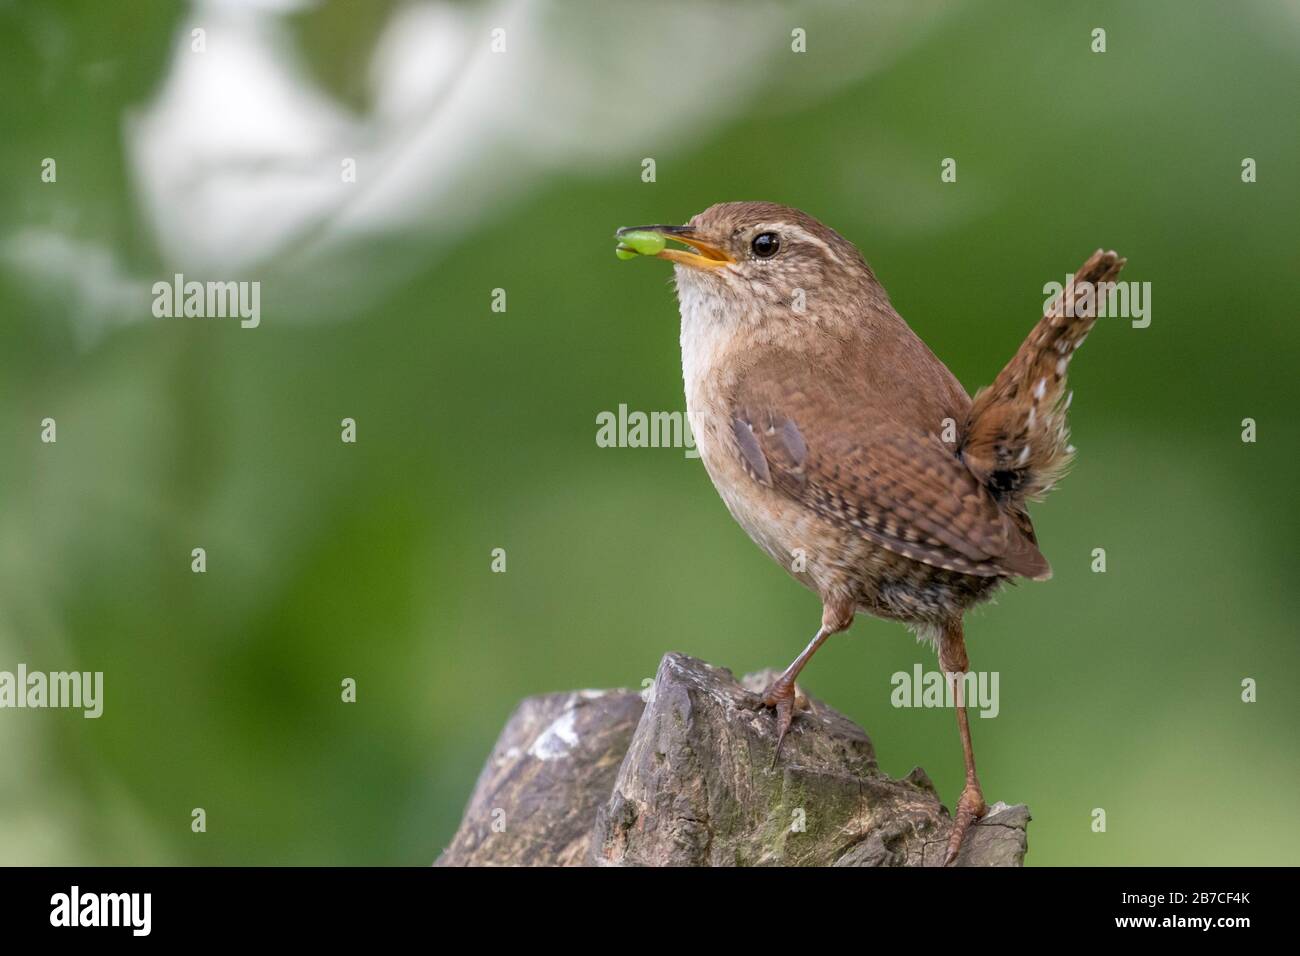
[[961, 249, 1126, 507]]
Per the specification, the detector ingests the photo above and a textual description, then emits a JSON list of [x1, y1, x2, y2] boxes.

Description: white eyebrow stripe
[[757, 223, 847, 267]]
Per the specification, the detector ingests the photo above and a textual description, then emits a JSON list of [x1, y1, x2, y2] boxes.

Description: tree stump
[[436, 652, 1029, 866]]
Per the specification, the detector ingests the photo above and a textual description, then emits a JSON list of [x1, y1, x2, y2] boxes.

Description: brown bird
[[616, 202, 1124, 865]]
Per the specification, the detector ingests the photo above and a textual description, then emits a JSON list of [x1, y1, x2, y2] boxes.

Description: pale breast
[[680, 298, 848, 598]]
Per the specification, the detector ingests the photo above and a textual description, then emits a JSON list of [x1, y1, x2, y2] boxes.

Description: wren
[[616, 202, 1124, 865]]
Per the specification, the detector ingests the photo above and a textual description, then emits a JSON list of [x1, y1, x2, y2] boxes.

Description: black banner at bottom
[[0, 866, 1279, 942]]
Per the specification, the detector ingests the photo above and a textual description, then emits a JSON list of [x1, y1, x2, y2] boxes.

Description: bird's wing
[[729, 355, 1050, 580]]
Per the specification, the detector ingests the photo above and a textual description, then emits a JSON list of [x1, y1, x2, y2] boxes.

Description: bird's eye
[[751, 232, 780, 258]]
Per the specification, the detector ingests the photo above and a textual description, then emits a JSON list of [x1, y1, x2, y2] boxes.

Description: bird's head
[[616, 201, 881, 318]]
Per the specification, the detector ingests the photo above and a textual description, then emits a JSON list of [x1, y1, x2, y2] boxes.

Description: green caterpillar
[[615, 230, 666, 260]]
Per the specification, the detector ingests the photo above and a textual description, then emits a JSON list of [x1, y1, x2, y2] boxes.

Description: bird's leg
[[751, 600, 853, 766], [940, 618, 986, 866], [755, 627, 825, 765]]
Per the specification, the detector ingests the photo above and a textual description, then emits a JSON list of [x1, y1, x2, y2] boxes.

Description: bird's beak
[[616, 224, 734, 269]]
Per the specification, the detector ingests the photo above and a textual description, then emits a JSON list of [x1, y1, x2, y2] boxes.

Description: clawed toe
[[749, 679, 799, 767], [942, 784, 987, 866]]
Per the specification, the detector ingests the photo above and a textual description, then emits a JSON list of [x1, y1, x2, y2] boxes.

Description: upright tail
[[961, 249, 1126, 508]]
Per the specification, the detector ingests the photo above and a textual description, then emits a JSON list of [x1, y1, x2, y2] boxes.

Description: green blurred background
[[1, 0, 1297, 865]]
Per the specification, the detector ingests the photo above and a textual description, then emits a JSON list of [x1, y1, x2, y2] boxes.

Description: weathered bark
[[436, 652, 1028, 867], [435, 687, 644, 867]]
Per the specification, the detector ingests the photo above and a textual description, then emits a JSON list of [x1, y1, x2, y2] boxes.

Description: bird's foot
[[742, 677, 810, 767], [942, 782, 987, 866]]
